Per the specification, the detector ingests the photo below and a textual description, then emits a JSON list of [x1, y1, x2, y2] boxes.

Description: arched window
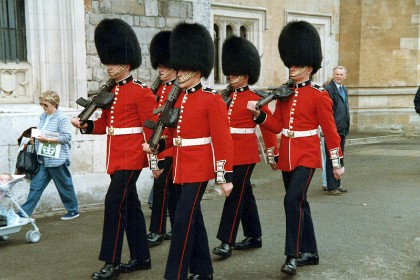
[[211, 3, 267, 87], [226, 24, 234, 38], [240, 25, 248, 39]]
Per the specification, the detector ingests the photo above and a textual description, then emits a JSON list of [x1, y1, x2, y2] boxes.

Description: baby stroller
[[0, 175, 41, 243]]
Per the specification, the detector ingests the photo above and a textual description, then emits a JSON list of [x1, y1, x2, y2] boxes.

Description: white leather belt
[[282, 128, 318, 138], [106, 127, 143, 136], [230, 127, 256, 134], [173, 137, 212, 147]]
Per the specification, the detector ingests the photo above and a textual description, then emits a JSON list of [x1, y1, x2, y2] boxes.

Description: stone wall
[[340, 0, 420, 135], [0, 0, 202, 215]]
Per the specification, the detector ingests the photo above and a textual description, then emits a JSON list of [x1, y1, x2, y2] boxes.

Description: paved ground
[[0, 137, 419, 280]]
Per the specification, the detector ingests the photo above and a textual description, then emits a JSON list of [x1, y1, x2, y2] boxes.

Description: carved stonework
[[0, 63, 32, 103]]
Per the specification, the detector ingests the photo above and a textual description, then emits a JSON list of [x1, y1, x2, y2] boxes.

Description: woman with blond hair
[[20, 90, 79, 220]]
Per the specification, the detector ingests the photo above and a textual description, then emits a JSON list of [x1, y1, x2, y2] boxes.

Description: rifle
[[150, 77, 163, 95], [144, 79, 182, 153], [76, 79, 116, 125], [255, 79, 294, 110], [220, 84, 234, 106]]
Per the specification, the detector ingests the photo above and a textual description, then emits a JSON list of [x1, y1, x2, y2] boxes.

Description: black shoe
[[233, 237, 262, 250], [188, 274, 213, 280], [147, 232, 165, 247], [91, 263, 120, 279], [118, 259, 151, 273], [297, 252, 319, 266], [165, 230, 173, 240], [281, 257, 297, 275], [212, 242, 232, 258], [337, 187, 348, 193]]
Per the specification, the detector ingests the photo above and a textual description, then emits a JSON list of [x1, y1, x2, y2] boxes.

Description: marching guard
[[143, 22, 234, 280], [147, 30, 178, 247], [71, 18, 155, 279], [247, 21, 345, 275], [212, 35, 279, 259]]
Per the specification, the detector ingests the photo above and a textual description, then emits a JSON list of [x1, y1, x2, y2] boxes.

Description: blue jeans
[[21, 162, 78, 216]]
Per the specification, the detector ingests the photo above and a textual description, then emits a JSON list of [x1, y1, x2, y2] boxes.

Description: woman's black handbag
[[16, 144, 39, 179]]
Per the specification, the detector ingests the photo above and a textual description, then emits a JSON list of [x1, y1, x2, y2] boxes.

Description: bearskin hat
[[150, 31, 171, 70], [278, 21, 322, 74], [94, 18, 142, 70], [170, 22, 214, 79], [222, 36, 261, 85]]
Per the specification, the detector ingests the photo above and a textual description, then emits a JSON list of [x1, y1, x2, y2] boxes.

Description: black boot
[[118, 259, 151, 273], [281, 257, 297, 275], [188, 274, 213, 280], [91, 263, 120, 279], [297, 252, 319, 266], [212, 242, 232, 258], [147, 232, 165, 247], [233, 237, 262, 250]]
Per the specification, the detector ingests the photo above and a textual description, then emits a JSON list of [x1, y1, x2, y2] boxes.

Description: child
[[0, 173, 13, 199]]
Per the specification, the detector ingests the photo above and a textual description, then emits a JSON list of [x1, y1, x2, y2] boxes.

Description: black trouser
[[325, 135, 346, 190], [282, 166, 317, 258], [149, 157, 178, 234], [164, 182, 213, 280], [99, 170, 150, 264], [216, 163, 261, 244]]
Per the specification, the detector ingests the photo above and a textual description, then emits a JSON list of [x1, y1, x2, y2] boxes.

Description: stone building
[[1, 0, 419, 212]]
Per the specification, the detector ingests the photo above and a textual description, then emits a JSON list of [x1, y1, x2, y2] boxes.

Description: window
[[211, 3, 267, 86], [0, 0, 26, 63]]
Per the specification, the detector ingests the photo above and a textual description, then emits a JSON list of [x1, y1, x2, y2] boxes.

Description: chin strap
[[109, 65, 125, 77], [179, 71, 196, 83], [289, 66, 308, 77]]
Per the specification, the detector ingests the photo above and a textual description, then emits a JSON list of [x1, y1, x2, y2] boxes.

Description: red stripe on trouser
[[111, 171, 134, 263], [177, 182, 204, 280], [296, 169, 314, 255], [228, 165, 251, 244]]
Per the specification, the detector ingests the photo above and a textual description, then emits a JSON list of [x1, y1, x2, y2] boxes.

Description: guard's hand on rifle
[[71, 117, 88, 129], [142, 143, 158, 154], [247, 101, 260, 118], [218, 182, 233, 197]]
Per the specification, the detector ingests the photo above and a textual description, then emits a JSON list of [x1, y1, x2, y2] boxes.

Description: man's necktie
[[338, 85, 346, 102]]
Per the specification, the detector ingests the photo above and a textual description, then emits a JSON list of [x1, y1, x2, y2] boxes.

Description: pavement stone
[[0, 136, 419, 280]]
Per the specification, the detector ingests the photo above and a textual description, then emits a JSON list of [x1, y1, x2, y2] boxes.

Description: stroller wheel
[[25, 230, 41, 243], [0, 235, 10, 241]]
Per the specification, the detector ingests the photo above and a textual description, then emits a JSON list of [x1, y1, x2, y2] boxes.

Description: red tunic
[[91, 76, 156, 174], [227, 86, 279, 165], [163, 83, 233, 184], [259, 81, 342, 172]]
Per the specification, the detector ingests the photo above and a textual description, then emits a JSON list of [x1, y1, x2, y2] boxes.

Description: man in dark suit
[[324, 66, 350, 195]]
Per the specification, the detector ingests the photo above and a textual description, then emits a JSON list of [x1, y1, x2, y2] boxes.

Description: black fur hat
[[150, 31, 171, 70], [222, 36, 260, 85], [94, 18, 141, 70], [170, 22, 214, 78], [278, 21, 322, 74]]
